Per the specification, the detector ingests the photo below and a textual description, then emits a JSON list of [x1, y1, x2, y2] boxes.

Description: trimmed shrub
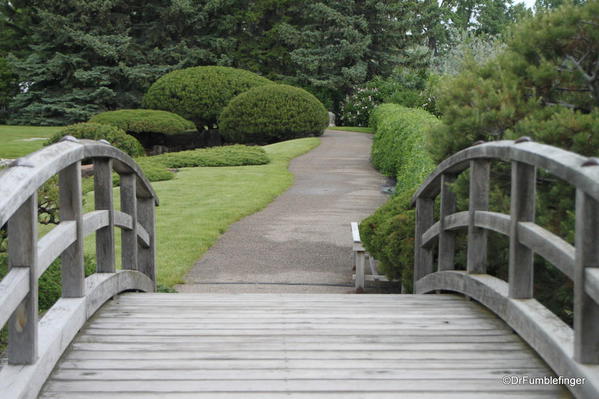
[[143, 66, 272, 129], [360, 104, 439, 289], [138, 145, 270, 169], [46, 123, 145, 157], [370, 104, 439, 193], [89, 109, 195, 136], [219, 84, 328, 144]]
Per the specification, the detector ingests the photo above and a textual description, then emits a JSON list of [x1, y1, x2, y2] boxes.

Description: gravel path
[[177, 130, 389, 293]]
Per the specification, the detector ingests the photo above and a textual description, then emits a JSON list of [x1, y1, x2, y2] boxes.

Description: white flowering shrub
[[339, 86, 383, 127]]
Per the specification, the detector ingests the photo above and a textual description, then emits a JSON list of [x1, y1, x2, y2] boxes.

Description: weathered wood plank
[[509, 161, 536, 299], [467, 159, 490, 274], [0, 268, 29, 329], [119, 173, 138, 270], [438, 173, 456, 271], [94, 158, 115, 273], [60, 162, 85, 298], [414, 197, 434, 281], [7, 194, 38, 365], [574, 190, 599, 364], [137, 197, 156, 285]]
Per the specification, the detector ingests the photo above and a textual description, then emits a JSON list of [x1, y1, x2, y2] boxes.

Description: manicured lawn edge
[[327, 126, 373, 134]]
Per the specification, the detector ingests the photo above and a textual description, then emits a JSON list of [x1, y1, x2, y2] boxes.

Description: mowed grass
[[0, 125, 63, 158], [329, 126, 373, 134], [83, 137, 320, 288]]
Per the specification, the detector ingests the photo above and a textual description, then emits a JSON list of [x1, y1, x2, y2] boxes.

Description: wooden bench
[[350, 222, 388, 291]]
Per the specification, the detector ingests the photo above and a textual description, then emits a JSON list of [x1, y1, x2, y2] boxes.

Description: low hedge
[[89, 109, 196, 136], [138, 145, 270, 169], [370, 104, 439, 192], [360, 104, 440, 290], [46, 123, 145, 157], [143, 66, 272, 129], [219, 84, 328, 144]]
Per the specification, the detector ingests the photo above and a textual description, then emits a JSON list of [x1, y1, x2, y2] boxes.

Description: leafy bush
[[360, 104, 439, 287], [89, 109, 195, 135], [135, 162, 175, 182], [137, 145, 270, 169], [219, 84, 328, 144], [143, 66, 272, 130], [339, 86, 383, 127], [47, 123, 145, 157], [359, 190, 415, 292], [370, 104, 439, 193]]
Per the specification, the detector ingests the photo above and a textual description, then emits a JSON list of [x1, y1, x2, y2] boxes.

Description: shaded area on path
[[177, 130, 390, 293]]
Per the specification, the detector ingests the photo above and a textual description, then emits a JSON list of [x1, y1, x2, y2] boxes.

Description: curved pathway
[[177, 130, 389, 293]]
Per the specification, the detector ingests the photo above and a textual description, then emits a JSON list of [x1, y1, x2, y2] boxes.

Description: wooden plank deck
[[39, 293, 571, 398]]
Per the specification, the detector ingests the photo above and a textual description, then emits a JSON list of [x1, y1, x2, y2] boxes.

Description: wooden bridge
[[0, 136, 598, 398]]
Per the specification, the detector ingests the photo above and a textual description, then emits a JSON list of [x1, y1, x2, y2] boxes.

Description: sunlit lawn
[[0, 125, 63, 158]]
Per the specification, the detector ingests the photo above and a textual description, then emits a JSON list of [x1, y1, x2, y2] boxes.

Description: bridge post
[[120, 173, 138, 271], [438, 174, 456, 271], [7, 194, 38, 364], [414, 197, 434, 283], [509, 161, 536, 299], [467, 160, 489, 274], [138, 197, 156, 289], [94, 158, 115, 273], [59, 162, 85, 297], [574, 190, 599, 364]]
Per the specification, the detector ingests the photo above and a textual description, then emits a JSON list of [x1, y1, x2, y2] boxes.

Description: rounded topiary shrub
[[89, 109, 195, 135], [46, 123, 145, 157], [219, 84, 329, 144], [143, 66, 272, 130]]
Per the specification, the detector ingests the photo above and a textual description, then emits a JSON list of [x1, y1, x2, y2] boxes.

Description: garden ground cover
[[0, 125, 63, 158]]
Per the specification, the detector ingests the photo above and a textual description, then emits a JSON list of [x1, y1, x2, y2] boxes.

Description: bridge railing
[[0, 137, 158, 399], [412, 138, 599, 398]]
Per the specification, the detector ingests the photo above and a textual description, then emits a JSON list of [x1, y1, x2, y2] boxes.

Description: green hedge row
[[360, 104, 440, 291], [137, 145, 269, 170]]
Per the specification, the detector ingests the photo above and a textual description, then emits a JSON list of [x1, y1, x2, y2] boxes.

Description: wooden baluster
[[438, 174, 456, 271], [574, 190, 599, 364], [509, 161, 536, 299], [7, 194, 38, 364], [94, 158, 115, 273], [414, 197, 434, 284], [467, 160, 490, 274], [138, 197, 156, 289], [60, 162, 84, 297], [120, 174, 138, 270], [355, 249, 365, 292]]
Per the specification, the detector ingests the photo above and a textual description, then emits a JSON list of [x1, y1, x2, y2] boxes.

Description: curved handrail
[[412, 139, 599, 399], [0, 137, 159, 399]]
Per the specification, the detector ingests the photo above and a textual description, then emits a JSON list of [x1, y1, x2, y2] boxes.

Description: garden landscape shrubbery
[[360, 104, 439, 291], [89, 109, 195, 136], [46, 122, 145, 157], [219, 84, 328, 144], [143, 66, 272, 130]]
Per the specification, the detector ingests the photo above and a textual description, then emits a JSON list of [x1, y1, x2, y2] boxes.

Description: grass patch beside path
[[82, 137, 320, 288], [328, 126, 373, 134], [0, 125, 63, 158], [153, 137, 320, 287]]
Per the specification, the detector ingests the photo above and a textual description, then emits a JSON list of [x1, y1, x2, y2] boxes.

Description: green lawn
[[0, 125, 63, 158], [329, 126, 373, 134], [83, 137, 320, 287]]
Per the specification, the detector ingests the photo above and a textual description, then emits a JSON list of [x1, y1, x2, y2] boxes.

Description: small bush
[[47, 123, 145, 157], [370, 104, 439, 193], [135, 162, 175, 182], [139, 145, 270, 169], [219, 84, 328, 144], [143, 66, 272, 129], [360, 190, 415, 292], [89, 109, 195, 136]]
